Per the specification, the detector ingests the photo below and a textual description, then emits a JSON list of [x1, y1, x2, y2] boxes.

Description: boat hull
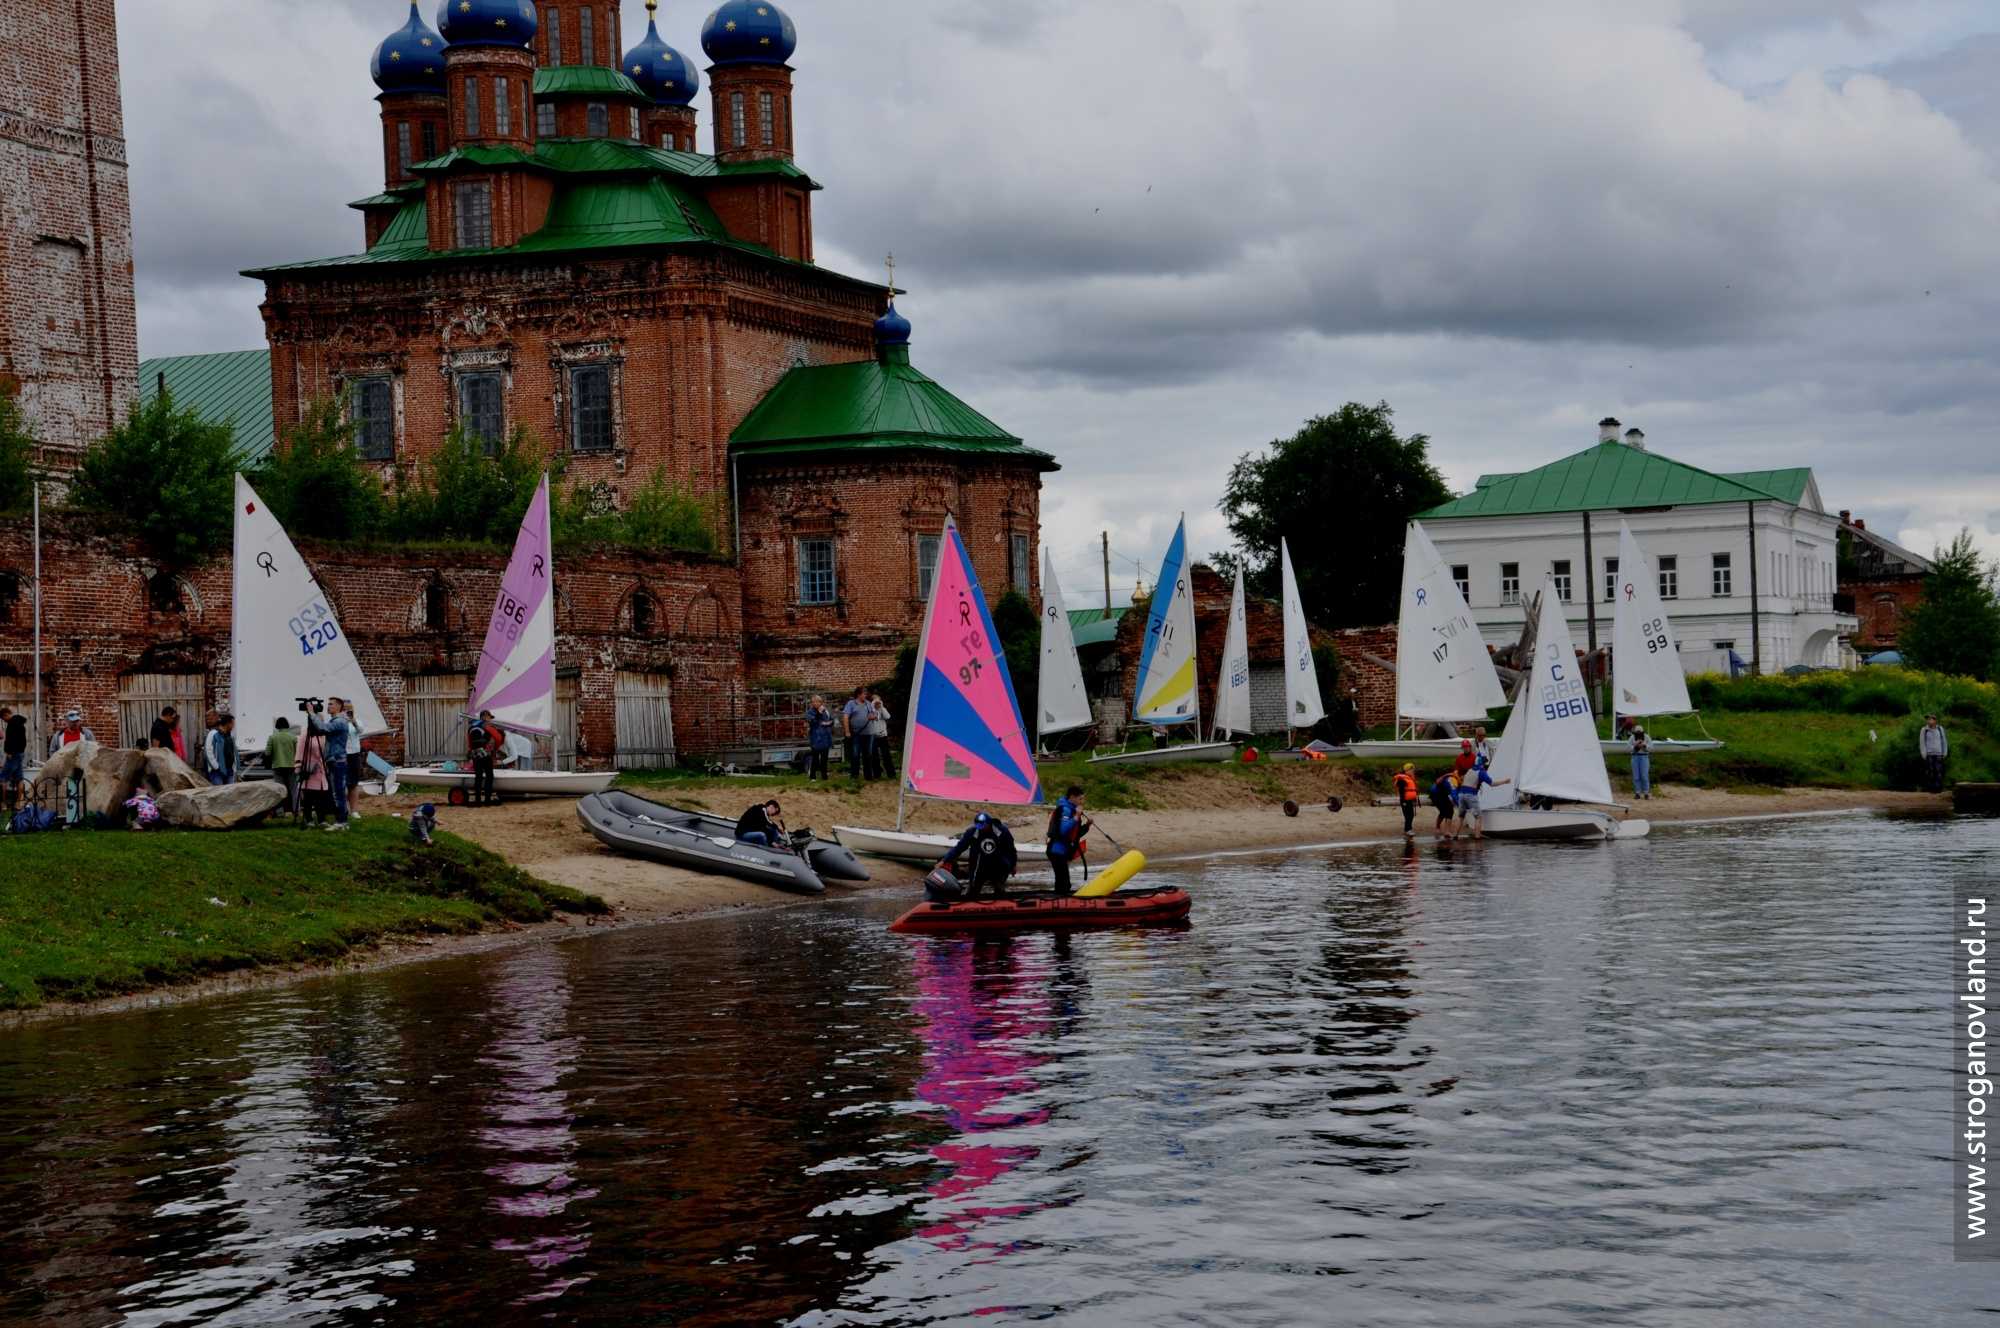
[[1479, 808, 1651, 841], [888, 886, 1192, 934], [1087, 741, 1237, 767], [834, 824, 1047, 865], [1337, 738, 1721, 760], [391, 767, 617, 797], [576, 791, 827, 895]]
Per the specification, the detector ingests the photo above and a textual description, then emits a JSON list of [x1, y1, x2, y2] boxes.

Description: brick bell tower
[[432, 0, 544, 251], [623, 1, 701, 152], [535, 0, 623, 70], [701, 0, 798, 163], [362, 5, 450, 246]]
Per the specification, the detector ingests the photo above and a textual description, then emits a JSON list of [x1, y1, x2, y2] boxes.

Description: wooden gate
[[116, 672, 207, 749], [404, 673, 470, 764], [615, 672, 675, 770], [553, 675, 579, 770]]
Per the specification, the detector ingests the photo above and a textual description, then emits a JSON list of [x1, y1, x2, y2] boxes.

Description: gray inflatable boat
[[575, 791, 869, 895]]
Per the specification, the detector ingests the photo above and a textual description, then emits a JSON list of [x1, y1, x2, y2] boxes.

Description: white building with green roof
[[1419, 419, 1857, 675]]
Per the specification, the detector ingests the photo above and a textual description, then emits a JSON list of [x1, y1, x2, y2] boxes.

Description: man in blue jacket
[[940, 811, 1018, 898], [1045, 784, 1092, 896]]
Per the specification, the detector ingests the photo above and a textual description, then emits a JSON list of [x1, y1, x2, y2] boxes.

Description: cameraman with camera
[[467, 709, 504, 806], [301, 697, 355, 831]]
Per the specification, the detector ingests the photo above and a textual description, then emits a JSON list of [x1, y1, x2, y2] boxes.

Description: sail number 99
[[291, 600, 339, 657], [1641, 617, 1670, 654]]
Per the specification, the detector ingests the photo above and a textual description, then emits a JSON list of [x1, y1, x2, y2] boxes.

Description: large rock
[[141, 748, 203, 794], [155, 781, 290, 831], [40, 742, 149, 819]]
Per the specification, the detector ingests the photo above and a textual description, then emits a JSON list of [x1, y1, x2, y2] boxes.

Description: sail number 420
[[291, 601, 339, 657]]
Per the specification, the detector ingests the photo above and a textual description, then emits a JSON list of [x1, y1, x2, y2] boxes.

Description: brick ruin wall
[[0, 0, 138, 466], [0, 515, 747, 768]]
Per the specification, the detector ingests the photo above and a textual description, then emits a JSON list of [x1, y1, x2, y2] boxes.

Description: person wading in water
[[1045, 785, 1092, 896]]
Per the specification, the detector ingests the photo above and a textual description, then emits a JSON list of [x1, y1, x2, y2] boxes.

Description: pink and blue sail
[[903, 517, 1041, 807], [467, 475, 557, 736]]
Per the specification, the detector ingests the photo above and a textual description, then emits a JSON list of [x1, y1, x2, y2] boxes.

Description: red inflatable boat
[[888, 887, 1193, 934]]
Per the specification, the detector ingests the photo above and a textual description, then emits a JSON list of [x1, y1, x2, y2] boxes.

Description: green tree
[[553, 469, 718, 554], [389, 423, 547, 542], [69, 389, 242, 565], [1900, 530, 2000, 681], [1219, 401, 1450, 627], [0, 394, 35, 515], [992, 590, 1040, 739], [247, 395, 386, 541]]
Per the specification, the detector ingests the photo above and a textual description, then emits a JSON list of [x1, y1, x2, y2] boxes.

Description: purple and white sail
[[468, 475, 557, 735]]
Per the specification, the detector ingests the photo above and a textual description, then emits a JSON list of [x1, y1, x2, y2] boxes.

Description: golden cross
[[885, 252, 896, 293]]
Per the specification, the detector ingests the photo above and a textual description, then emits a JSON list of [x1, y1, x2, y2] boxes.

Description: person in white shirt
[[866, 690, 894, 779]]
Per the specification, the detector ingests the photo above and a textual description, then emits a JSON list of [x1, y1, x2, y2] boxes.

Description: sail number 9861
[[1641, 617, 1670, 654], [290, 601, 339, 657]]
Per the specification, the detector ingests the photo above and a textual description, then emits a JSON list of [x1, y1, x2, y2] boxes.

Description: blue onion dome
[[372, 4, 447, 93], [435, 0, 537, 49], [701, 1, 797, 66], [874, 299, 912, 347], [624, 19, 700, 106]]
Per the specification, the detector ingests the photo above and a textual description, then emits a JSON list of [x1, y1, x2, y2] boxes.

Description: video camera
[[296, 697, 324, 715]]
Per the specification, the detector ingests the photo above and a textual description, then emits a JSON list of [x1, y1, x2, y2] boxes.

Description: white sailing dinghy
[[1605, 522, 1722, 754], [834, 515, 1049, 864], [232, 474, 389, 757], [1480, 580, 1649, 841], [1212, 565, 1253, 740], [391, 476, 615, 798], [1341, 521, 1506, 759], [1036, 547, 1095, 757], [1090, 517, 1235, 766]]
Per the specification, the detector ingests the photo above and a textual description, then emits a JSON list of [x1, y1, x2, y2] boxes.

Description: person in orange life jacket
[[940, 811, 1018, 898], [1046, 785, 1092, 897], [1392, 763, 1421, 836], [467, 710, 503, 806]]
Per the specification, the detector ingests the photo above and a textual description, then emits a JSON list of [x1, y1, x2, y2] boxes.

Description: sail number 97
[[1641, 617, 1670, 654], [290, 600, 339, 657], [954, 592, 988, 687]]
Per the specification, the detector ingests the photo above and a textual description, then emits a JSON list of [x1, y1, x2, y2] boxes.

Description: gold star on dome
[[759, 36, 770, 44], [390, 50, 402, 60], [725, 20, 737, 31], [495, 16, 507, 26], [632, 64, 644, 74], [420, 36, 433, 46], [757, 6, 770, 14], [458, 1, 471, 11]]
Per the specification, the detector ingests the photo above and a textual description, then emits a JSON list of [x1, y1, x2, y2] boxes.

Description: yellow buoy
[[1076, 849, 1147, 898]]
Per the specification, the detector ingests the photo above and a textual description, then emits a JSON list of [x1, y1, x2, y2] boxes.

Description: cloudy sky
[[120, 1, 2000, 598]]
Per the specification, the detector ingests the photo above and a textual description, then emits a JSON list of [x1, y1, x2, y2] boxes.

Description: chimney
[[1598, 416, 1622, 443], [1624, 427, 1646, 451]]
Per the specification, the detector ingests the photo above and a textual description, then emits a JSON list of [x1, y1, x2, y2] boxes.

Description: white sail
[[1396, 521, 1506, 720], [1515, 581, 1615, 806], [1037, 547, 1093, 742], [231, 475, 387, 752], [1612, 522, 1694, 718], [1481, 693, 1523, 810], [1280, 538, 1325, 729], [1213, 565, 1253, 738], [1133, 518, 1200, 726]]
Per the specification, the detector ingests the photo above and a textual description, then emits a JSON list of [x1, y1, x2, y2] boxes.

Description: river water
[[0, 812, 1990, 1326]]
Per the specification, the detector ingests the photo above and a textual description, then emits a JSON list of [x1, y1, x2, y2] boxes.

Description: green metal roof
[[533, 65, 648, 100], [1069, 606, 1128, 648], [1422, 441, 1792, 518], [729, 351, 1054, 468], [139, 350, 275, 459], [410, 144, 542, 174], [1725, 467, 1813, 505]]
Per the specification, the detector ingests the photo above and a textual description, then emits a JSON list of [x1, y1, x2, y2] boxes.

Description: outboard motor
[[923, 868, 965, 903]]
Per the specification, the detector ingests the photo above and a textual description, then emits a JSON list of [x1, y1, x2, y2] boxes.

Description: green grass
[[0, 819, 605, 1010]]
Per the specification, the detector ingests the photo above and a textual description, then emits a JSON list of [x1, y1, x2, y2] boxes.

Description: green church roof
[[533, 65, 649, 100], [730, 352, 1055, 469], [139, 350, 275, 460], [1422, 441, 1796, 519]]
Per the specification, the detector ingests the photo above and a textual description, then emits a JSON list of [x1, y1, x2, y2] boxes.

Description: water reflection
[[477, 946, 595, 1303]]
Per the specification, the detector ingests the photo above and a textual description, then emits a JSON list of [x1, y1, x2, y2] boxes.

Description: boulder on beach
[[142, 748, 204, 795], [41, 742, 151, 819], [155, 781, 290, 831]]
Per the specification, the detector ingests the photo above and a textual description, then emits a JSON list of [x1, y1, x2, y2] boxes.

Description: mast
[[1102, 531, 1111, 619], [1184, 513, 1203, 743]]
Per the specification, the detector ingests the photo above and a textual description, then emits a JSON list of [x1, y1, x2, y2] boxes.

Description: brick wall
[[1847, 576, 1923, 651], [0, 0, 138, 465], [0, 514, 746, 767], [1330, 625, 1398, 727], [737, 454, 1045, 686]]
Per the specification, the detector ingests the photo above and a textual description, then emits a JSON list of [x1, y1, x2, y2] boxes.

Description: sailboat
[[232, 474, 389, 755], [1604, 522, 1722, 754], [834, 515, 1050, 864], [1089, 517, 1235, 766], [391, 476, 614, 798], [1340, 521, 1507, 759], [1036, 547, 1094, 756], [1212, 565, 1252, 740], [1480, 580, 1649, 840]]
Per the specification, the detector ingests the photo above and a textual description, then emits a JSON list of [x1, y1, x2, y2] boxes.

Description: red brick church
[[2, 2, 1057, 768]]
